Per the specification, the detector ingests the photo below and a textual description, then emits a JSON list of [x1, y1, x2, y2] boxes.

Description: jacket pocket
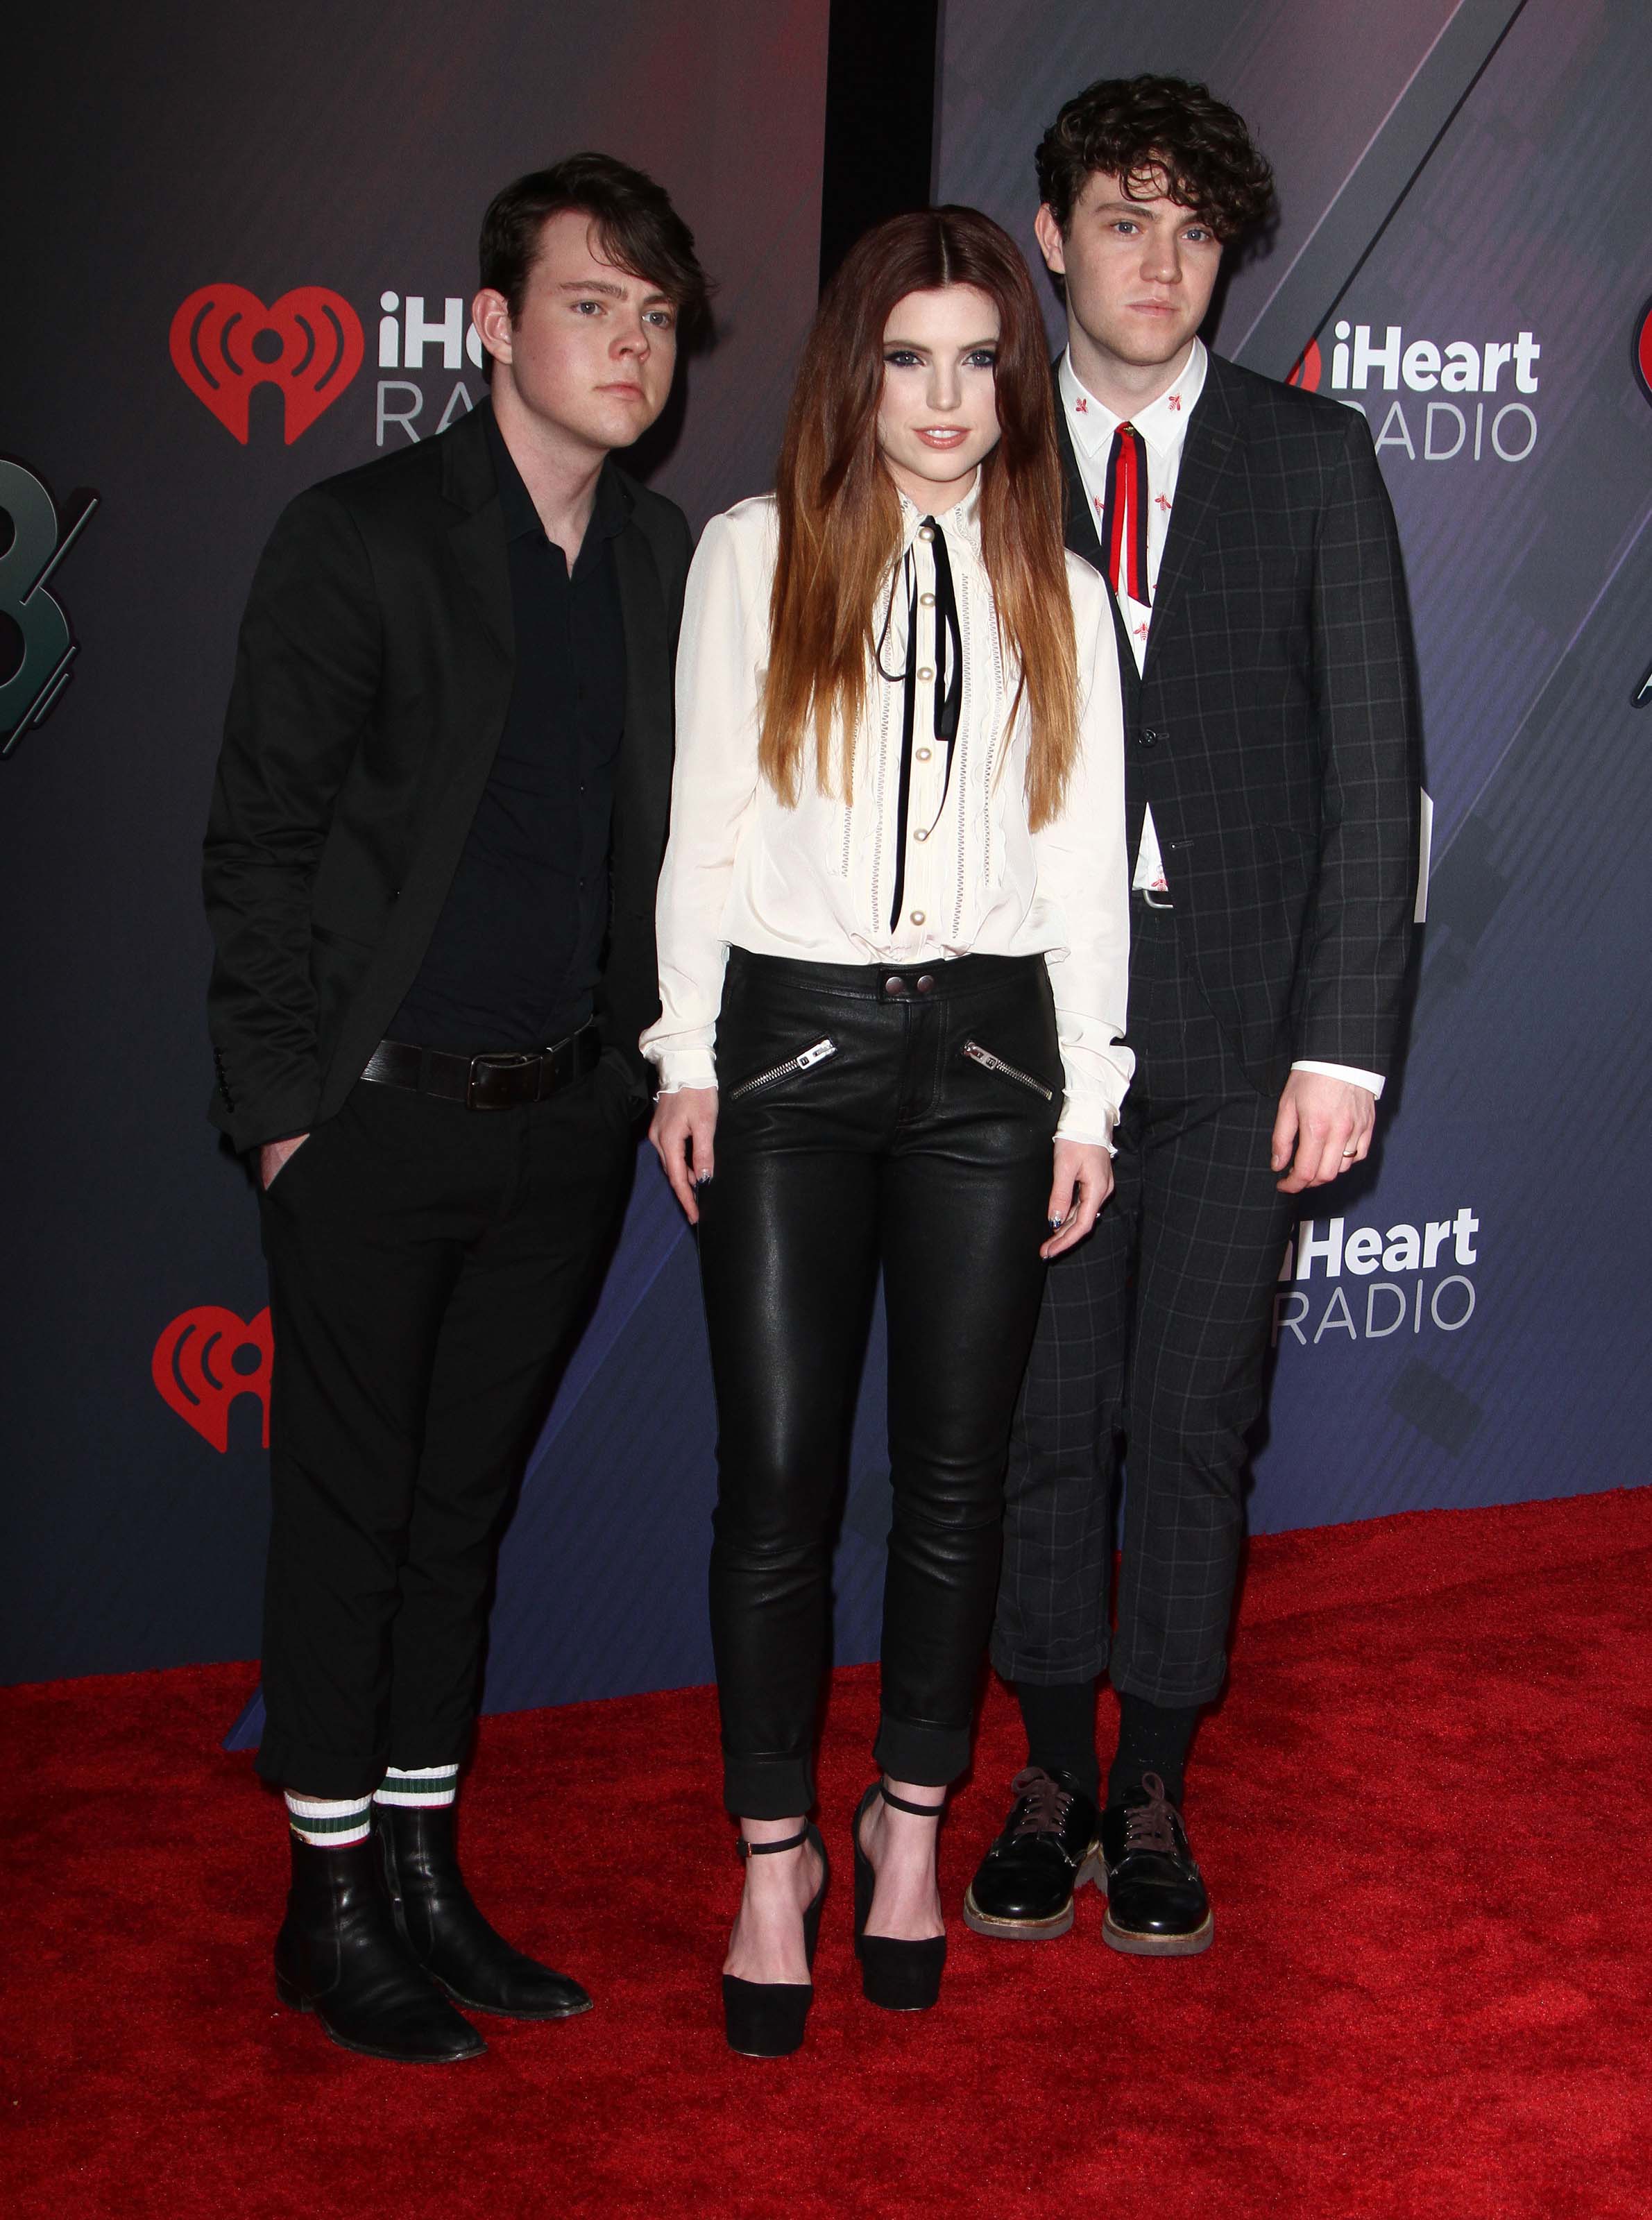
[[727, 1037, 838, 1101], [960, 1040, 1055, 1101]]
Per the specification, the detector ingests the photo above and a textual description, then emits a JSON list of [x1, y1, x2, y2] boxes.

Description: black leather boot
[[374, 1802, 593, 2020], [273, 1834, 486, 2063]]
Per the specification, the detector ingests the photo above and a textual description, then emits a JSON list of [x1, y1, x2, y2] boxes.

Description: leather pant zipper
[[961, 1040, 1054, 1101], [728, 1038, 838, 1101]]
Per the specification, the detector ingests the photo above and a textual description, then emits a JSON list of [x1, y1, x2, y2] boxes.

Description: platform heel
[[721, 1822, 829, 2058], [852, 1784, 947, 2011]]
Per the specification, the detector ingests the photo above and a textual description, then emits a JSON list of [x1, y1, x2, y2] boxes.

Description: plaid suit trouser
[[991, 896, 1298, 1706]]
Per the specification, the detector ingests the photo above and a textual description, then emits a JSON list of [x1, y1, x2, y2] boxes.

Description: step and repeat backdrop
[[0, 0, 834, 1705], [938, 0, 1652, 1528], [4, 0, 1649, 1720]]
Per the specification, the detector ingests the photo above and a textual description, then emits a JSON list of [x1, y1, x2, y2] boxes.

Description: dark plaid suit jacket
[[1059, 349, 1420, 1095]]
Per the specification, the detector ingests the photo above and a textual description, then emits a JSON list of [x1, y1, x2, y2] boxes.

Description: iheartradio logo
[[1634, 296, 1652, 407], [153, 1304, 273, 1451], [169, 284, 364, 445], [1287, 338, 1322, 392]]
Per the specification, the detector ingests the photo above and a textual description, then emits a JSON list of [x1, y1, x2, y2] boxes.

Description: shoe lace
[[1007, 1766, 1073, 1839], [1120, 1773, 1179, 1856]]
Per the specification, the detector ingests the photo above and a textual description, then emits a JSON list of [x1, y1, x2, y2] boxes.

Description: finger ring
[[1342, 1145, 1358, 1156]]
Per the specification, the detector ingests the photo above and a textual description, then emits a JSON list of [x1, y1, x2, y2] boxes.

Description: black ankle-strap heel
[[852, 1784, 948, 2012], [721, 1822, 829, 2058]]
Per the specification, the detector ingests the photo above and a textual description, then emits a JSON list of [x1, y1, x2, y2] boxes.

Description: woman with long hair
[[645, 207, 1132, 2056]]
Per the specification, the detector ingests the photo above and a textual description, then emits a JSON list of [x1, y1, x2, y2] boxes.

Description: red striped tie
[[1100, 422, 1151, 604]]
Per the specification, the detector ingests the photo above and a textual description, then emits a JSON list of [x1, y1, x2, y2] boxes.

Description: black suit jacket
[[1059, 350, 1420, 1093], [203, 402, 691, 1153]]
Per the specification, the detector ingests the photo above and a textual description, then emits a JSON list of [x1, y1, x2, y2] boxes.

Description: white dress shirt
[[642, 479, 1135, 1145], [1059, 341, 1384, 1100]]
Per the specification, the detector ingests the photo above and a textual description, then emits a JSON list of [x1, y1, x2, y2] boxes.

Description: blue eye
[[965, 350, 998, 369], [883, 350, 921, 368]]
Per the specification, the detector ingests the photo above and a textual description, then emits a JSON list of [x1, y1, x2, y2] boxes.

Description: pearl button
[[919, 525, 935, 542], [918, 667, 933, 682], [910, 910, 926, 925], [916, 746, 932, 761], [914, 828, 928, 842], [920, 592, 935, 607]]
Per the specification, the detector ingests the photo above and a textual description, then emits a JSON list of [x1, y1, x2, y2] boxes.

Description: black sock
[[1014, 1680, 1100, 1804], [1107, 1694, 1198, 1810]]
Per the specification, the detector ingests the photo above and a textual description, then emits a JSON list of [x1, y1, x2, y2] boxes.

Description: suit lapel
[[1057, 400, 1102, 570], [1143, 357, 1243, 665], [441, 409, 513, 668], [611, 513, 672, 885]]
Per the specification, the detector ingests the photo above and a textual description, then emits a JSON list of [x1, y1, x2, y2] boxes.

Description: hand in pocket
[[259, 1133, 311, 1190]]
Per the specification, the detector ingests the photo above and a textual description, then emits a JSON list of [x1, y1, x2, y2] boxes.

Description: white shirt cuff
[[650, 1050, 718, 1093], [1054, 1099, 1118, 1152], [1291, 1059, 1385, 1100]]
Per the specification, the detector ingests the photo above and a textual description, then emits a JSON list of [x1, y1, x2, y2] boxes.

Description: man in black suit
[[204, 155, 704, 2061], [964, 78, 1418, 1954]]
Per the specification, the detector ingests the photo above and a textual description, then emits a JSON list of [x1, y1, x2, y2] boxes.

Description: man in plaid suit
[[964, 76, 1419, 1954]]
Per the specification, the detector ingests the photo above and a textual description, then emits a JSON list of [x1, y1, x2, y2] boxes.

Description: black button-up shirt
[[391, 405, 628, 1052]]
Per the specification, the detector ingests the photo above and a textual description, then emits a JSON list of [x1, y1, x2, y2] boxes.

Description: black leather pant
[[698, 948, 1061, 1819]]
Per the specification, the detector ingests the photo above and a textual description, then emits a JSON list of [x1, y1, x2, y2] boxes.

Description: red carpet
[[5, 1489, 1650, 2219]]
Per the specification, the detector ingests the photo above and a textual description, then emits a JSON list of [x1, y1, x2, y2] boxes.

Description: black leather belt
[[361, 1021, 602, 1111]]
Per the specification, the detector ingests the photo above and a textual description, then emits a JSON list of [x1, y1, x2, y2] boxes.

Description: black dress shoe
[[374, 1802, 593, 2020], [274, 1835, 485, 2063], [962, 1767, 1102, 1940], [1098, 1773, 1214, 1956]]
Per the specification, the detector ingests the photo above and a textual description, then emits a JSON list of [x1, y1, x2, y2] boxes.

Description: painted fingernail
[[695, 1171, 713, 1186], [1048, 1216, 1064, 1229]]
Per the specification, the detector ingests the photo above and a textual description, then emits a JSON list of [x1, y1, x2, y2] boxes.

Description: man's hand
[[259, 1133, 310, 1190], [1041, 1139, 1115, 1259], [1270, 1073, 1374, 1194], [649, 1088, 719, 1224]]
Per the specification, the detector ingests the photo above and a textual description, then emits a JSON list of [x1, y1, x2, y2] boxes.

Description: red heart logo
[[169, 284, 364, 445], [153, 1305, 273, 1451], [1287, 337, 1322, 392], [1635, 296, 1652, 407]]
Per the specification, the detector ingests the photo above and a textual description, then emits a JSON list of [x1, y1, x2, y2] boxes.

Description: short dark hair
[[479, 151, 713, 336], [1036, 75, 1275, 243]]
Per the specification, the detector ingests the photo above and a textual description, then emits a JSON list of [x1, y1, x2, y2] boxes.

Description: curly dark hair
[[1036, 74, 1275, 243]]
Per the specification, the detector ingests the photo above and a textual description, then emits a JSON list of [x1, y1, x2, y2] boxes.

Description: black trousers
[[699, 948, 1060, 1820], [991, 896, 1298, 1707], [255, 1058, 635, 1797]]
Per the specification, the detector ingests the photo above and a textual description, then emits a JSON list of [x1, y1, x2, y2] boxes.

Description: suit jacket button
[[1139, 726, 1160, 746]]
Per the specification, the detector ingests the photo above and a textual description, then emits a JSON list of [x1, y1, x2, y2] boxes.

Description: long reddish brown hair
[[760, 206, 1078, 830]]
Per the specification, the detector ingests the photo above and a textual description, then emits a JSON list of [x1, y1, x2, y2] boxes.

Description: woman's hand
[[649, 1087, 719, 1224], [1041, 1139, 1114, 1259]]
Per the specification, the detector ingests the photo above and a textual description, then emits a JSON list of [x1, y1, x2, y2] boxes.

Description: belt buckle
[[466, 1051, 538, 1111]]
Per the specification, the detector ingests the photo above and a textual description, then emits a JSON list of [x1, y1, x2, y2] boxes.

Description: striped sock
[[373, 1764, 460, 1809], [284, 1791, 373, 1847]]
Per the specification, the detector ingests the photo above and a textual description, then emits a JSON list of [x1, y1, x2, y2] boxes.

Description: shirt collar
[[895, 469, 982, 563], [482, 400, 631, 547], [1059, 336, 1207, 462]]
